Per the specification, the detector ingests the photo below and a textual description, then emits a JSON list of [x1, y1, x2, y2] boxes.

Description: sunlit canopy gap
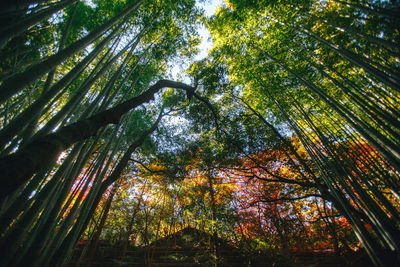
[[0, 0, 399, 266]]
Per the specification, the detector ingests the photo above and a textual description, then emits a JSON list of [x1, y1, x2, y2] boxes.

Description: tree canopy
[[0, 0, 399, 266]]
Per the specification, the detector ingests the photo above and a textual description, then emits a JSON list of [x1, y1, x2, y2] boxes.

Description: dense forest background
[[0, 0, 399, 266]]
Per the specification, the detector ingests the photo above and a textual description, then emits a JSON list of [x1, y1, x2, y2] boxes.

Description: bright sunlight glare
[[168, 0, 226, 82]]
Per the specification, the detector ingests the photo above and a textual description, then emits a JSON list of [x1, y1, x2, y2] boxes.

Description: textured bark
[[0, 79, 195, 201]]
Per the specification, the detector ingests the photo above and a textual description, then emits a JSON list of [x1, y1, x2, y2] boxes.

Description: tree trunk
[[32, 35, 138, 139], [0, 0, 143, 104], [0, 29, 118, 150], [0, 80, 194, 201], [18, 1, 79, 146], [332, 0, 400, 20], [85, 181, 119, 265], [0, 0, 77, 49], [254, 46, 400, 172], [0, 0, 47, 14]]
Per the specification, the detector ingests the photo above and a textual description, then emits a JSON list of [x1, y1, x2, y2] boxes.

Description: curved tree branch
[[0, 79, 195, 201]]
